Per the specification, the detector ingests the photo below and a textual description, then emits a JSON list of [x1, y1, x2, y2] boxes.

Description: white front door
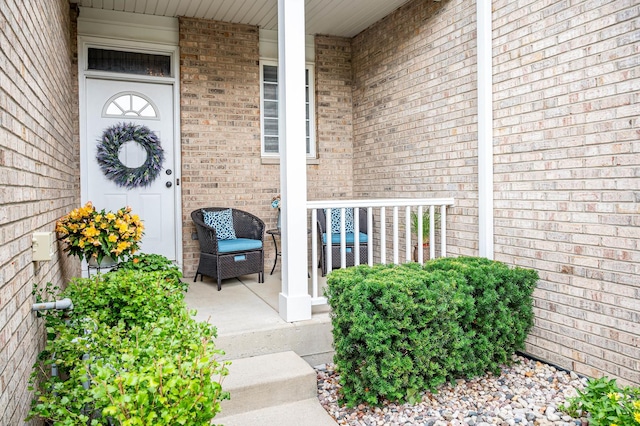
[[84, 78, 177, 261]]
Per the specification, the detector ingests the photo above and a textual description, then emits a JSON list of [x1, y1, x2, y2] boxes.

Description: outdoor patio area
[[3, 0, 638, 423], [183, 269, 334, 365]]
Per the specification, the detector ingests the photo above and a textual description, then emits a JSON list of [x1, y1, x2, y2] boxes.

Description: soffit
[[70, 0, 412, 38]]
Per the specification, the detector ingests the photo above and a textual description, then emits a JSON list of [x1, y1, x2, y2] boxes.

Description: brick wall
[[179, 20, 356, 278], [492, 0, 639, 384], [179, 18, 278, 277], [0, 1, 79, 424], [353, 1, 478, 255], [311, 35, 354, 200], [351, 0, 479, 256], [351, 0, 639, 385]]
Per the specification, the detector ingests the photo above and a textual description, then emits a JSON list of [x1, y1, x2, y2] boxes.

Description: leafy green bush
[[28, 266, 228, 425], [325, 257, 538, 407], [60, 269, 187, 329], [114, 253, 183, 287], [559, 377, 640, 426]]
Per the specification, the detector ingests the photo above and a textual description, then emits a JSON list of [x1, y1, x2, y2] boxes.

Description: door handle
[[166, 181, 172, 188]]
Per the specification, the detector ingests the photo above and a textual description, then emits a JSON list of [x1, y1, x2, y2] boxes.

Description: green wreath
[[96, 122, 165, 189]]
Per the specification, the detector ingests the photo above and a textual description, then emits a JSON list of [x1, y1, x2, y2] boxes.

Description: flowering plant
[[271, 194, 281, 209], [55, 202, 144, 264], [560, 376, 640, 426]]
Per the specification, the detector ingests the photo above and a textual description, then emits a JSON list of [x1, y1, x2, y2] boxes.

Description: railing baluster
[[405, 206, 412, 262], [380, 207, 386, 265], [367, 207, 373, 266], [354, 207, 360, 266], [311, 209, 318, 298], [429, 205, 435, 260], [340, 208, 346, 269], [418, 205, 423, 264], [325, 208, 332, 275], [440, 205, 447, 257], [393, 206, 399, 264]]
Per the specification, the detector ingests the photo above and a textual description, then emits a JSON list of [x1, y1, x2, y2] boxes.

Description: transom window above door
[[88, 48, 171, 77], [103, 93, 159, 119]]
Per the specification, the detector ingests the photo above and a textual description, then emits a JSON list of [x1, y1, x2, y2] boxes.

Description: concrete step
[[216, 351, 332, 421], [215, 311, 335, 366], [216, 398, 338, 426]]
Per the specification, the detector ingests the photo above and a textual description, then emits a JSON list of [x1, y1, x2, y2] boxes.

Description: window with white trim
[[260, 61, 315, 157]]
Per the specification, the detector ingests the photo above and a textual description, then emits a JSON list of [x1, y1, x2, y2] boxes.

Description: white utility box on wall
[[32, 232, 54, 261]]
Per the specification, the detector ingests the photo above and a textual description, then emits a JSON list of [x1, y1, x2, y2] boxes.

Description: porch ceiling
[[70, 0, 413, 38]]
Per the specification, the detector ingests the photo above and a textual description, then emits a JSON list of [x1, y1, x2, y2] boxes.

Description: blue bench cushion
[[322, 232, 368, 244], [218, 238, 262, 253]]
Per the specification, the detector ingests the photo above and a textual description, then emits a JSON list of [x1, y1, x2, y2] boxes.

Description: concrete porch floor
[[183, 269, 335, 366]]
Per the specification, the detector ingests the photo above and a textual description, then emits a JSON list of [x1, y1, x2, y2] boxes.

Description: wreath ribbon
[[96, 122, 165, 189]]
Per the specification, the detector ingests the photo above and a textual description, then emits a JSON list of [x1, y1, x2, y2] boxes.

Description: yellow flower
[[83, 226, 101, 238], [57, 202, 143, 261], [633, 401, 640, 410], [608, 392, 620, 401], [116, 219, 129, 233], [634, 411, 640, 423]]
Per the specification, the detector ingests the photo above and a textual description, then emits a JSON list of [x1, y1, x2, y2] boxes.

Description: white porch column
[[278, 0, 312, 322], [477, 0, 494, 259]]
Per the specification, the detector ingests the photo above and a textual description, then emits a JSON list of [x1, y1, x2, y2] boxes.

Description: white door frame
[[77, 35, 183, 269]]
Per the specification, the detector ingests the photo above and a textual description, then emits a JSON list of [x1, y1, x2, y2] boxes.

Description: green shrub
[[28, 268, 228, 425], [424, 256, 538, 377], [114, 253, 184, 287], [559, 377, 640, 426], [325, 257, 538, 407]]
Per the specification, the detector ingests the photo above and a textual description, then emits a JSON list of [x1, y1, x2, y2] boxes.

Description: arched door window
[[103, 92, 159, 119]]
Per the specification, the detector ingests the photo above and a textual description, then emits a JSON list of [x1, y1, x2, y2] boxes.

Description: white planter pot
[[87, 255, 117, 269]]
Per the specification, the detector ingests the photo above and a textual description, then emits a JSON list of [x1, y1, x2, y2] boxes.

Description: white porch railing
[[306, 198, 455, 306]]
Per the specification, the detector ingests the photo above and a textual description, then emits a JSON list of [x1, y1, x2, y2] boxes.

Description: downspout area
[[32, 298, 74, 312], [477, 0, 494, 260]]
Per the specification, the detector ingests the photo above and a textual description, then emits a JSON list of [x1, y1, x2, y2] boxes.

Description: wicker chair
[[191, 208, 265, 290], [317, 208, 370, 276]]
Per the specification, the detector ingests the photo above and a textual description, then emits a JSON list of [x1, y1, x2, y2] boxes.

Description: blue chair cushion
[[202, 208, 236, 240], [218, 238, 262, 253], [322, 232, 368, 244]]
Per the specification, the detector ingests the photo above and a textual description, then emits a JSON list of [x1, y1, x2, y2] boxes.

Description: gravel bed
[[316, 354, 587, 426]]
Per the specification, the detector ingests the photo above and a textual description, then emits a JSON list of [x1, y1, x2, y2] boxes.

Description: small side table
[[266, 228, 311, 275], [266, 229, 282, 275]]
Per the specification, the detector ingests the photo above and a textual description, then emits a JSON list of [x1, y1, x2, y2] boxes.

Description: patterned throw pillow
[[202, 208, 237, 240], [326, 208, 355, 234]]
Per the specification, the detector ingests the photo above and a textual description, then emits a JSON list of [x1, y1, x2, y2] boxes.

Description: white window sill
[[261, 157, 320, 165]]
